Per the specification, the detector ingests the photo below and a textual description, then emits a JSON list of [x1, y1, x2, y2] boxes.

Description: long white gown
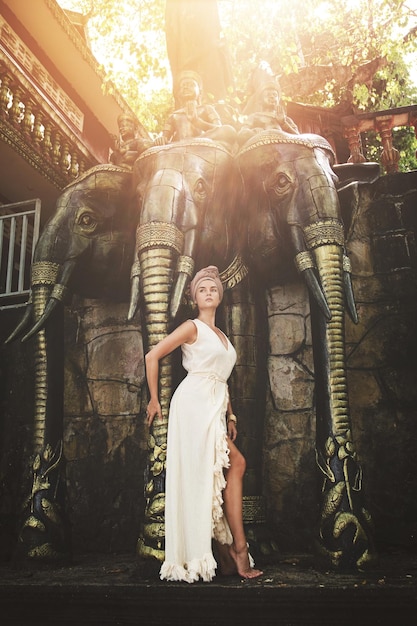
[[159, 318, 236, 583]]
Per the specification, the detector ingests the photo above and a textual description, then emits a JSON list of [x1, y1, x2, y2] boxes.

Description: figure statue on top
[[155, 70, 237, 149], [110, 113, 155, 168], [238, 80, 299, 146]]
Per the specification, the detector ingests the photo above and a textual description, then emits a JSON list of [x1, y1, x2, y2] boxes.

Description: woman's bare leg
[[213, 540, 237, 575], [223, 438, 262, 579]]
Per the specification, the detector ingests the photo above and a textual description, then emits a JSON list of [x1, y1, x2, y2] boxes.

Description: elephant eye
[[81, 214, 94, 226], [272, 173, 291, 193], [75, 209, 100, 233], [194, 179, 207, 199]]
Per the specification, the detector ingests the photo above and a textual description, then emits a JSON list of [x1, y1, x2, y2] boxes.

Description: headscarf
[[190, 265, 223, 303]]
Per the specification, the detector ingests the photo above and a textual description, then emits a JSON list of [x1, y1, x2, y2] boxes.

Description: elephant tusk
[[128, 275, 140, 321], [170, 272, 187, 319], [304, 268, 332, 321], [128, 259, 141, 321], [343, 254, 358, 324], [21, 297, 60, 342], [4, 302, 33, 344], [21, 258, 75, 342], [344, 272, 358, 324], [294, 251, 331, 321], [170, 255, 195, 319]]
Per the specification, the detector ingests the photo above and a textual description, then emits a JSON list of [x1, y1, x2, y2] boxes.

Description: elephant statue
[[237, 129, 380, 570], [4, 128, 380, 571], [127, 137, 250, 562], [6, 163, 135, 561], [127, 130, 381, 569]]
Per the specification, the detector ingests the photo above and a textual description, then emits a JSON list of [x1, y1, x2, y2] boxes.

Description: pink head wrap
[[190, 265, 224, 303]]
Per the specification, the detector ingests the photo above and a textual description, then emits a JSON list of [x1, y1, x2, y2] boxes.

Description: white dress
[[160, 318, 237, 583]]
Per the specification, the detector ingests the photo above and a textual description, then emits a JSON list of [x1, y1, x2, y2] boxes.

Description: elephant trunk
[[313, 244, 350, 441], [141, 245, 174, 427], [135, 222, 185, 561], [309, 240, 376, 570], [32, 284, 55, 452], [25, 262, 61, 450], [16, 264, 69, 562]]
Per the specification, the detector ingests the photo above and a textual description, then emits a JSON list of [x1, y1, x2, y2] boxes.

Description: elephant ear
[[333, 162, 380, 192], [335, 163, 381, 239]]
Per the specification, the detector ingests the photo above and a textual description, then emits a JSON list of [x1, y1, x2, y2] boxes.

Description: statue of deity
[[238, 80, 299, 145], [155, 70, 237, 149]]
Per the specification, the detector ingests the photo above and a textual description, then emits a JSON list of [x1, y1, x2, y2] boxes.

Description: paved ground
[[0, 548, 416, 625]]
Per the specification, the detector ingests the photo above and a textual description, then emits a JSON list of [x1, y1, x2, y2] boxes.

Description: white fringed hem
[[212, 428, 233, 545], [160, 551, 217, 583]]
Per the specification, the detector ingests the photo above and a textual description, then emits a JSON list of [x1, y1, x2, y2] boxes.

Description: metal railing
[[0, 198, 41, 309], [0, 54, 98, 189]]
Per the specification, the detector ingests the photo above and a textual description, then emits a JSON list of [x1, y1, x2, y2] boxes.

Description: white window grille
[[0, 199, 41, 309]]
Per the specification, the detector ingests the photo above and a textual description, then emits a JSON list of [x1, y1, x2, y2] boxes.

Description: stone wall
[[63, 298, 147, 554], [345, 172, 417, 549], [262, 282, 317, 550], [263, 172, 417, 551]]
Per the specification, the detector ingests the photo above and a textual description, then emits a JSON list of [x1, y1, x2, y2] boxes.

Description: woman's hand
[[146, 399, 162, 426], [227, 419, 237, 442]]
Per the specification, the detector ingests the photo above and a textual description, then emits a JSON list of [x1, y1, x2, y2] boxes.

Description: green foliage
[[58, 0, 170, 131], [57, 0, 417, 166], [220, 0, 417, 110], [394, 127, 417, 173], [365, 127, 417, 173]]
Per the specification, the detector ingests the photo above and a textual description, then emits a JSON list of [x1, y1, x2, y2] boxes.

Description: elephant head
[[128, 138, 244, 560], [7, 163, 134, 561], [237, 130, 379, 570], [11, 164, 134, 343]]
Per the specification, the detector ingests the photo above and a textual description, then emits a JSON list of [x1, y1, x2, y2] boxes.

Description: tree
[[219, 0, 417, 112], [58, 0, 171, 131], [58, 1, 417, 128]]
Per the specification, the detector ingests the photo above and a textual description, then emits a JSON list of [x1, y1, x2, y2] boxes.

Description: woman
[[145, 265, 263, 583]]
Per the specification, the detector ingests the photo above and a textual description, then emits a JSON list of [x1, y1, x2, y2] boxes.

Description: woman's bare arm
[[226, 394, 238, 442], [145, 320, 197, 425]]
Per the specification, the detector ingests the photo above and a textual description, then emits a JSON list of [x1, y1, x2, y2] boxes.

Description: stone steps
[[1, 550, 415, 625]]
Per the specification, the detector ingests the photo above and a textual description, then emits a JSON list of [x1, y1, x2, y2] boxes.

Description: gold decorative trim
[[62, 163, 131, 190], [27, 543, 58, 559], [242, 495, 266, 524], [51, 283, 69, 302], [137, 137, 232, 162], [22, 515, 46, 531], [343, 254, 352, 273], [137, 222, 184, 254], [137, 537, 164, 562], [176, 255, 195, 276], [303, 219, 344, 249], [31, 262, 60, 286], [130, 260, 141, 279], [295, 250, 315, 273], [219, 254, 249, 290], [238, 130, 335, 159]]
